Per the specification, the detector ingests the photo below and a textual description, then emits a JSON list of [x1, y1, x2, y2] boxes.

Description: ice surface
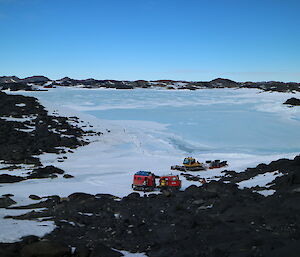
[[1, 87, 300, 242], [19, 87, 300, 154]]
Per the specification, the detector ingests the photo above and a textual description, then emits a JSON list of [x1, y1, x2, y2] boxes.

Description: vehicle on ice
[[171, 157, 228, 172], [159, 175, 181, 190], [132, 171, 156, 191], [206, 159, 228, 169], [132, 171, 181, 192]]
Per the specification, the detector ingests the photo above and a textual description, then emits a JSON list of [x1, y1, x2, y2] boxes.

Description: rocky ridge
[[2, 76, 300, 92]]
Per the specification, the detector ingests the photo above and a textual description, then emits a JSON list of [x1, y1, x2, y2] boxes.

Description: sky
[[0, 0, 300, 82]]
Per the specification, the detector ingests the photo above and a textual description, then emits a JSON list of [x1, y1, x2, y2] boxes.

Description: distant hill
[[1, 75, 300, 92]]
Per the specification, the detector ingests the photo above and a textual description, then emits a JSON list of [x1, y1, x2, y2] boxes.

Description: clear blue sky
[[1, 0, 299, 82]]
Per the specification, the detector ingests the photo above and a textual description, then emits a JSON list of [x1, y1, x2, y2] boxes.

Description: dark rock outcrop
[[28, 166, 64, 179], [283, 97, 300, 106], [0, 174, 24, 183], [63, 174, 74, 179], [0, 76, 20, 83], [21, 76, 50, 84], [29, 195, 42, 200], [2, 75, 300, 92], [0, 82, 33, 91], [20, 241, 71, 257], [0, 196, 16, 208], [0, 91, 97, 165]]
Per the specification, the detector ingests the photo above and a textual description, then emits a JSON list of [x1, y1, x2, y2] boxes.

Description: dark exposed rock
[[29, 195, 41, 200], [89, 243, 123, 257], [125, 192, 140, 199], [210, 78, 239, 88], [0, 82, 33, 91], [20, 235, 40, 245], [74, 245, 90, 257], [0, 91, 99, 183], [63, 174, 74, 179], [0, 174, 24, 183], [2, 75, 300, 92], [0, 196, 16, 208], [221, 155, 300, 193], [0, 76, 20, 83], [28, 166, 64, 179], [283, 97, 300, 106], [68, 192, 95, 201], [21, 76, 50, 84], [20, 241, 71, 257], [2, 194, 14, 197]]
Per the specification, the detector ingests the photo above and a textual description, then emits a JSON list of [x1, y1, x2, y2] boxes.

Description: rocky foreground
[[0, 155, 299, 257], [1, 75, 300, 92]]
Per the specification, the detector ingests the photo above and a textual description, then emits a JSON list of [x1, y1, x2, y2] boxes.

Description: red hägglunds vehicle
[[132, 171, 181, 192], [132, 171, 156, 191], [159, 175, 181, 190]]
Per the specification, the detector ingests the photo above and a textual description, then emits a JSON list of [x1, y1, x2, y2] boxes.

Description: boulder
[[29, 195, 41, 200], [68, 192, 95, 201], [283, 97, 300, 106], [2, 194, 14, 197], [0, 196, 16, 208], [0, 174, 24, 183], [90, 243, 123, 257], [126, 192, 140, 199], [74, 245, 90, 257], [20, 241, 71, 257], [63, 174, 74, 179], [28, 166, 64, 179]]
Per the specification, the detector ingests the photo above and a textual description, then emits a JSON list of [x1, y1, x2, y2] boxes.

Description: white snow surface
[[1, 115, 36, 122], [0, 208, 55, 243], [237, 171, 284, 190], [1, 87, 300, 243], [118, 250, 147, 257]]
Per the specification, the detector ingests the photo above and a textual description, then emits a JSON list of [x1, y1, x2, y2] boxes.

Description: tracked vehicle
[[171, 157, 228, 172], [171, 157, 206, 171]]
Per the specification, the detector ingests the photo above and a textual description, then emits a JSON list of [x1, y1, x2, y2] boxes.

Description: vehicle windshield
[[183, 158, 190, 164]]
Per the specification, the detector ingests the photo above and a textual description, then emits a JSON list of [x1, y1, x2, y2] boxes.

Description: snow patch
[[237, 171, 284, 190], [0, 208, 55, 243], [15, 103, 26, 107]]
